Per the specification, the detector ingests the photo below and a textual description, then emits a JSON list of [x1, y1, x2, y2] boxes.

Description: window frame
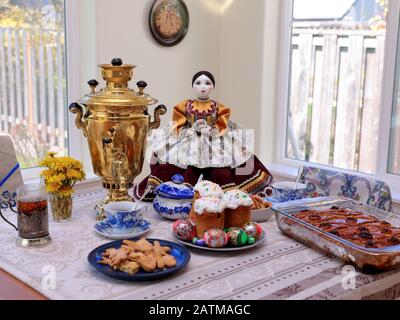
[[21, 0, 84, 183], [275, 0, 400, 195]]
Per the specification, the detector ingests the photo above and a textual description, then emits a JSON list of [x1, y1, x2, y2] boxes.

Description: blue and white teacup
[[267, 181, 307, 203], [103, 202, 143, 234]]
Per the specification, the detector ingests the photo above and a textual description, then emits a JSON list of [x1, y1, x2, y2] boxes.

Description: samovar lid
[[79, 58, 158, 107]]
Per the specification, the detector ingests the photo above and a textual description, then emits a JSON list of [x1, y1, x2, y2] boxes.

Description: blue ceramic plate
[[94, 219, 151, 240], [87, 238, 191, 281]]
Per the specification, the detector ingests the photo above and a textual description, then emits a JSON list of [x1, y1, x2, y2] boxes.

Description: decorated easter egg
[[247, 236, 256, 245], [173, 219, 197, 241], [227, 227, 248, 246], [204, 229, 228, 248], [243, 222, 263, 240]]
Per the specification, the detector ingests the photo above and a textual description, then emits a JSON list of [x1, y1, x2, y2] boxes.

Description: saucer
[[265, 195, 306, 204], [94, 219, 151, 240]]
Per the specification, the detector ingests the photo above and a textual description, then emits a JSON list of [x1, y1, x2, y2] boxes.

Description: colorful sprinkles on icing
[[194, 196, 226, 215], [223, 189, 253, 209], [194, 180, 224, 198]]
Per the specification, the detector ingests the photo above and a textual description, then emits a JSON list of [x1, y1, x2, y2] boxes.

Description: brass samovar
[[69, 58, 167, 216]]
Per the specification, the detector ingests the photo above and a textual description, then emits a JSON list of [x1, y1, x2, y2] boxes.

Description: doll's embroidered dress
[[134, 99, 273, 201]]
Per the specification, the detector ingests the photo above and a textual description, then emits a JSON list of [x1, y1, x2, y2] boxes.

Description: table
[[1, 189, 400, 300]]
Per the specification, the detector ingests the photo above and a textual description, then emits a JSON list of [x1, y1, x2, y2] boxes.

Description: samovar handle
[[136, 81, 147, 95], [149, 105, 167, 130], [88, 79, 99, 93], [69, 102, 89, 137]]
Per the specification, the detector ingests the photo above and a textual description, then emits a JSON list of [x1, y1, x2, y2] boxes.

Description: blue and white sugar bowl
[[153, 174, 194, 220]]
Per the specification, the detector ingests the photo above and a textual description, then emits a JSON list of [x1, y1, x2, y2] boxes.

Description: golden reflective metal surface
[[69, 59, 167, 217]]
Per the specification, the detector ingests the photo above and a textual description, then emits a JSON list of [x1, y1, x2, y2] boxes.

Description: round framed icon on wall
[[149, 0, 189, 47]]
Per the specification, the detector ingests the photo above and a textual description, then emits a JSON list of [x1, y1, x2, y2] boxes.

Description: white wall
[[219, 0, 281, 164], [79, 0, 222, 124], [73, 0, 224, 179], [73, 0, 282, 179]]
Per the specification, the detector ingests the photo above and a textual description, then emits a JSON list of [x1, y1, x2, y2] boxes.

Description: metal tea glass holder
[[0, 192, 51, 247]]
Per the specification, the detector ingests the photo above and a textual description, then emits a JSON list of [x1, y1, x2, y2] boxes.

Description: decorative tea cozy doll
[[134, 71, 273, 201]]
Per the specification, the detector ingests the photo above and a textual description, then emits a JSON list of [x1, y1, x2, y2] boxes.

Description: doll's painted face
[[193, 75, 214, 100]]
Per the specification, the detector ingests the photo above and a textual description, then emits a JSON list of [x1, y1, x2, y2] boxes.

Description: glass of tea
[[16, 184, 50, 242]]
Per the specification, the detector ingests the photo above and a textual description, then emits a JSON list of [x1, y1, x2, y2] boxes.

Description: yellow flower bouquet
[[39, 152, 86, 221]]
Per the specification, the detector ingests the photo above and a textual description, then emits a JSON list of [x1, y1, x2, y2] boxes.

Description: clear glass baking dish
[[272, 197, 400, 271]]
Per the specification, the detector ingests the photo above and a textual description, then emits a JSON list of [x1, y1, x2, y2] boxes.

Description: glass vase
[[49, 193, 73, 222]]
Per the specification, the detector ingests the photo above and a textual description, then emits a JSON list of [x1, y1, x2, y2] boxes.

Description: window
[[278, 0, 400, 187], [286, 0, 389, 174], [0, 0, 67, 169], [388, 22, 400, 174]]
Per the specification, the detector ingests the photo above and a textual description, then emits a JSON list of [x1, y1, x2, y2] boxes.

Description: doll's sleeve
[[172, 100, 188, 135], [215, 103, 231, 134]]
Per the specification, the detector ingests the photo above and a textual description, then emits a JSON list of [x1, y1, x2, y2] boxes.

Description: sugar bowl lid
[[155, 174, 194, 200]]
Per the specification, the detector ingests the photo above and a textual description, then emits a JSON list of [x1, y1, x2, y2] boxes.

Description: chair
[[297, 166, 393, 212], [0, 134, 23, 209]]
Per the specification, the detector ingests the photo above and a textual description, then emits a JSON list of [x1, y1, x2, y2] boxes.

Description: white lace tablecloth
[[1, 189, 400, 300]]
